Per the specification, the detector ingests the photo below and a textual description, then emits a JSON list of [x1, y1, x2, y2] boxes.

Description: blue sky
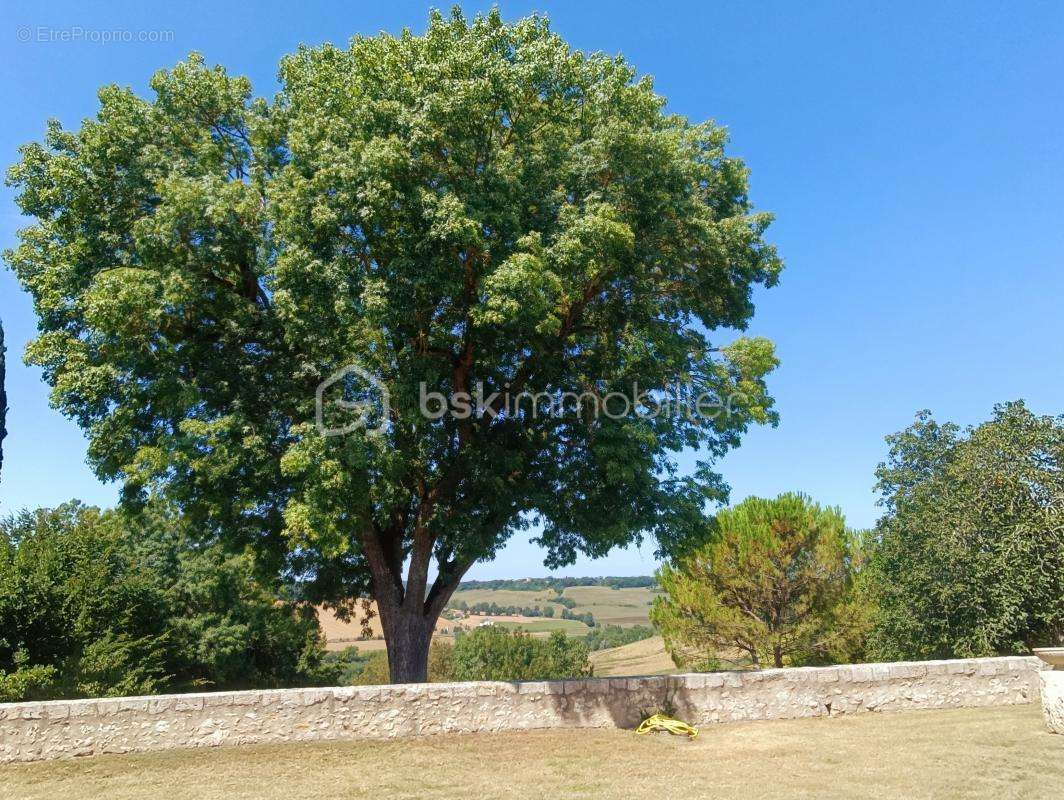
[[2, 1, 1061, 578]]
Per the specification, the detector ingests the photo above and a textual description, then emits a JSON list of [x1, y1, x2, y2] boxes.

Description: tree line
[[449, 599, 555, 617], [2, 401, 1059, 699], [584, 625, 656, 652], [0, 502, 337, 701], [652, 402, 1063, 669], [447, 599, 598, 628], [454, 576, 657, 592]]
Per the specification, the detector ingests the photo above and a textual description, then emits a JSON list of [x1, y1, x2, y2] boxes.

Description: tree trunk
[[773, 644, 783, 668], [360, 525, 467, 684], [380, 606, 435, 683]]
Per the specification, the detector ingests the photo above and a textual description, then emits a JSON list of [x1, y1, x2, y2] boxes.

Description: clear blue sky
[[2, 1, 1061, 578]]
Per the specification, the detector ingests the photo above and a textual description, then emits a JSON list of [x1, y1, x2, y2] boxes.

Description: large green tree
[[651, 494, 869, 669], [868, 402, 1064, 659], [0, 502, 334, 701], [5, 10, 781, 681]]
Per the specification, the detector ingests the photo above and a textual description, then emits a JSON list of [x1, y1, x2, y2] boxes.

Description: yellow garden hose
[[635, 713, 698, 739]]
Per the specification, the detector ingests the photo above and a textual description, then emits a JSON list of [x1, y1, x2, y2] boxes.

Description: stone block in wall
[[1039, 671, 1064, 734]]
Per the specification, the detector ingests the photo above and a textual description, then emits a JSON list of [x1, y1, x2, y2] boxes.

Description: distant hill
[[316, 577, 661, 654], [457, 575, 657, 592], [450, 582, 659, 630]]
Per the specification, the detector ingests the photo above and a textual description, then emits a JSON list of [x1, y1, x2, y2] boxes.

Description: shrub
[[352, 652, 391, 685], [351, 632, 590, 685], [0, 650, 59, 702], [451, 627, 591, 682], [323, 646, 377, 685]]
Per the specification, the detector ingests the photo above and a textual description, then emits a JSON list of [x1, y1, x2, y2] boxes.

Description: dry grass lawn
[[6, 704, 1061, 800]]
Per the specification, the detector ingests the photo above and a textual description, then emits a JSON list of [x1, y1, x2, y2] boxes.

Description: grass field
[[318, 585, 656, 651], [316, 604, 583, 652], [560, 586, 658, 626], [319, 585, 661, 663], [7, 705, 1060, 799], [590, 635, 676, 676], [450, 585, 657, 628]]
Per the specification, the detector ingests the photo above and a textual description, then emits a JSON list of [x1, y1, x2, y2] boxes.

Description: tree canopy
[[868, 402, 1064, 659], [651, 494, 869, 669], [5, 9, 781, 681], [0, 502, 335, 702]]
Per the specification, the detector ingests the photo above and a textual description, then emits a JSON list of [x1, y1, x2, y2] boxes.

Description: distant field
[[558, 586, 658, 627], [316, 605, 559, 652], [317, 583, 660, 663], [495, 618, 591, 634], [590, 635, 676, 676], [317, 595, 752, 679], [450, 585, 658, 628]]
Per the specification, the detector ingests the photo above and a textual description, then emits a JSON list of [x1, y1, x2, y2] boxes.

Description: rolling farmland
[[317, 581, 667, 669], [449, 584, 659, 628]]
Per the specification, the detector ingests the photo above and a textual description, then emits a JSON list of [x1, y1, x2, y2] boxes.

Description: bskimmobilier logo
[[315, 364, 391, 437]]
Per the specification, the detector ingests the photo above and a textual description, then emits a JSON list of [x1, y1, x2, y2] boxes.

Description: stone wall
[[1039, 671, 1064, 734], [0, 656, 1045, 763]]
